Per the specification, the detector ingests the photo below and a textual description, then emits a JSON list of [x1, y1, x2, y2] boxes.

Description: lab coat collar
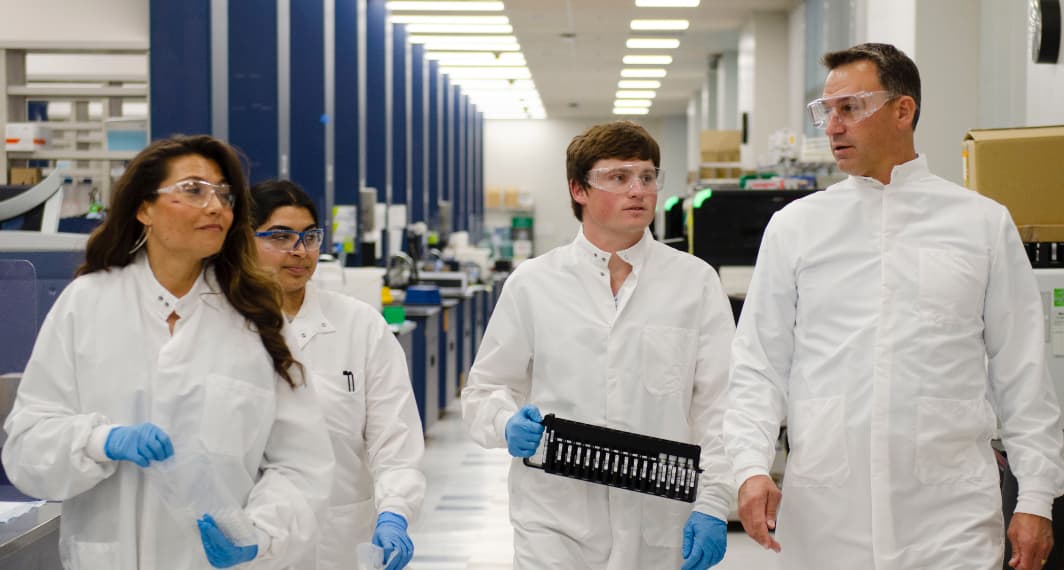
[[290, 282, 336, 349], [573, 227, 652, 274], [134, 253, 211, 322], [851, 153, 929, 189]]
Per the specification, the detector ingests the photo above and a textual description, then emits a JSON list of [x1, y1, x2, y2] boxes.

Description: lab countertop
[[404, 305, 442, 318], [0, 495, 60, 562]]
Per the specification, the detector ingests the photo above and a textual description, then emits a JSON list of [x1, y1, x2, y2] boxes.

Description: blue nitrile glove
[[197, 514, 258, 568], [505, 404, 544, 458], [681, 512, 727, 569], [104, 423, 174, 467], [372, 512, 414, 570]]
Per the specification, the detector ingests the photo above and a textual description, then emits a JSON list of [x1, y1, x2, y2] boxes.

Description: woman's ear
[[136, 201, 152, 227]]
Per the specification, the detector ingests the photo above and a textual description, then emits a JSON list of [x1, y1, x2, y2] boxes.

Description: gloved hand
[[681, 512, 727, 569], [104, 423, 174, 467], [372, 511, 413, 570], [198, 514, 258, 568], [504, 404, 544, 458]]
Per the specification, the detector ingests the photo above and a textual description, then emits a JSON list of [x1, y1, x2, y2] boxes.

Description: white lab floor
[[408, 410, 780, 570]]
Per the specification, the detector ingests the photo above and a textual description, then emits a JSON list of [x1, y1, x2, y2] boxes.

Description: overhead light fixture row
[[616, 90, 657, 99], [626, 38, 681, 49], [630, 19, 689, 30], [621, 68, 667, 78], [387, 1, 504, 11], [388, 15, 509, 24], [622, 55, 672, 65], [426, 51, 526, 65], [613, 107, 650, 115], [614, 99, 653, 107], [405, 23, 513, 34], [634, 0, 699, 6], [618, 79, 661, 89]]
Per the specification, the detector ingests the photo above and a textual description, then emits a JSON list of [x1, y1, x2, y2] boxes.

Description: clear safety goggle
[[585, 165, 664, 194], [254, 228, 325, 252], [156, 179, 236, 209], [806, 90, 896, 129]]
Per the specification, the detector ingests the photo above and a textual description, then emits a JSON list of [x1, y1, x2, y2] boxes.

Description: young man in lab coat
[[462, 121, 735, 570], [724, 42, 1064, 570]]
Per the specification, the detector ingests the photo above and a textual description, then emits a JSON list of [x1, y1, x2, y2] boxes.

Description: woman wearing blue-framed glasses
[[250, 179, 425, 570]]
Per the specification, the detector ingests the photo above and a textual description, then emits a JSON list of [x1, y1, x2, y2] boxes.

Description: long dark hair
[[249, 179, 320, 228], [78, 135, 304, 389]]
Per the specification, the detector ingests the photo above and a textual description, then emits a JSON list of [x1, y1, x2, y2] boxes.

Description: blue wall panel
[[391, 23, 408, 208], [365, 0, 389, 205], [410, 44, 426, 224], [289, 0, 325, 220], [229, 0, 279, 180], [427, 61, 440, 225], [149, 0, 211, 139], [335, 0, 364, 265]]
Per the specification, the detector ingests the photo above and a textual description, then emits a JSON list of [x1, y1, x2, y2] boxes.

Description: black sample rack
[[522, 414, 702, 503]]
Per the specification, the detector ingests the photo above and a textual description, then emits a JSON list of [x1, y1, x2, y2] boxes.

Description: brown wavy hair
[[566, 120, 660, 221], [77, 134, 304, 388]]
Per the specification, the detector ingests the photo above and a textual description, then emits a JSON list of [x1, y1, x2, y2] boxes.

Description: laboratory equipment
[[523, 414, 702, 503]]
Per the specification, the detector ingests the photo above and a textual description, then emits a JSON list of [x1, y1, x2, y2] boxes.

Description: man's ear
[[570, 179, 589, 206], [895, 95, 917, 130]]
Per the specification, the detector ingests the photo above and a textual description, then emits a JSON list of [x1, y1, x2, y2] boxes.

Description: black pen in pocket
[[343, 370, 355, 392]]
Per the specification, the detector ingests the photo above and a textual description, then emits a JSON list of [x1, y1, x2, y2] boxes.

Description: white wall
[[863, 0, 915, 56], [738, 12, 790, 169], [1027, 58, 1064, 126], [485, 117, 681, 254], [0, 0, 148, 48], [717, 51, 739, 130], [914, 0, 979, 183], [978, 0, 1028, 128], [788, 3, 807, 135]]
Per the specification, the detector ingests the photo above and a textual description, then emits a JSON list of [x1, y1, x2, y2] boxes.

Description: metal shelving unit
[[1, 44, 148, 213]]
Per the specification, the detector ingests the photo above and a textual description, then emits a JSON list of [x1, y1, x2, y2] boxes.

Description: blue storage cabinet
[[404, 305, 439, 431], [439, 299, 458, 412]]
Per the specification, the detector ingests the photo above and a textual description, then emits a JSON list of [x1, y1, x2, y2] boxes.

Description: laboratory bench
[[0, 486, 61, 570]]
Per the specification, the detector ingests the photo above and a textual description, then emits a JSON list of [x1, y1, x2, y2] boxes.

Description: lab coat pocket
[[916, 249, 988, 324], [200, 374, 273, 458], [785, 396, 850, 487], [914, 397, 996, 485], [640, 496, 691, 547], [318, 370, 368, 439], [642, 325, 697, 396], [70, 540, 120, 570]]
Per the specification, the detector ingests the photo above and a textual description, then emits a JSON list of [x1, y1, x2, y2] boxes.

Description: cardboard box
[[503, 187, 520, 209], [699, 130, 742, 179], [1018, 225, 1064, 243], [485, 186, 501, 209], [8, 167, 42, 186], [4, 122, 50, 151], [963, 126, 1064, 226]]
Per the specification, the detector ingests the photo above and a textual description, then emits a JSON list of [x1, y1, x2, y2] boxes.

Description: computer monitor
[[690, 188, 818, 268]]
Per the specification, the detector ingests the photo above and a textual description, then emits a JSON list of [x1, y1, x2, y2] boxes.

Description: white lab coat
[[724, 156, 1064, 570], [1, 254, 335, 570], [289, 284, 425, 570], [462, 229, 735, 570]]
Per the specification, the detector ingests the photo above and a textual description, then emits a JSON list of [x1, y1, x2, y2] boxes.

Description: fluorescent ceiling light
[[621, 68, 667, 77], [427, 52, 526, 65], [613, 107, 650, 115], [616, 90, 657, 98], [405, 23, 513, 34], [387, 1, 504, 11], [447, 78, 513, 89], [389, 15, 508, 24], [626, 38, 681, 49], [622, 55, 673, 65], [614, 99, 653, 107], [440, 66, 531, 79], [631, 19, 689, 30], [635, 0, 699, 6], [618, 79, 661, 88], [419, 42, 520, 51], [409, 34, 517, 44]]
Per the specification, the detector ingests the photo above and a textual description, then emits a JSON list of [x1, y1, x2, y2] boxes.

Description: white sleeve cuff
[[85, 424, 118, 463], [493, 409, 512, 447], [734, 465, 771, 489], [1016, 489, 1055, 521]]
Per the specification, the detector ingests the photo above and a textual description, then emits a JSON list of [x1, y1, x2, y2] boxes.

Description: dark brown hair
[[78, 134, 304, 389], [565, 121, 660, 221], [822, 42, 921, 130], [249, 179, 321, 228]]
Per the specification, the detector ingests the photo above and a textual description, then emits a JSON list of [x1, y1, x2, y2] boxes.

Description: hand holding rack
[[522, 414, 702, 503]]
